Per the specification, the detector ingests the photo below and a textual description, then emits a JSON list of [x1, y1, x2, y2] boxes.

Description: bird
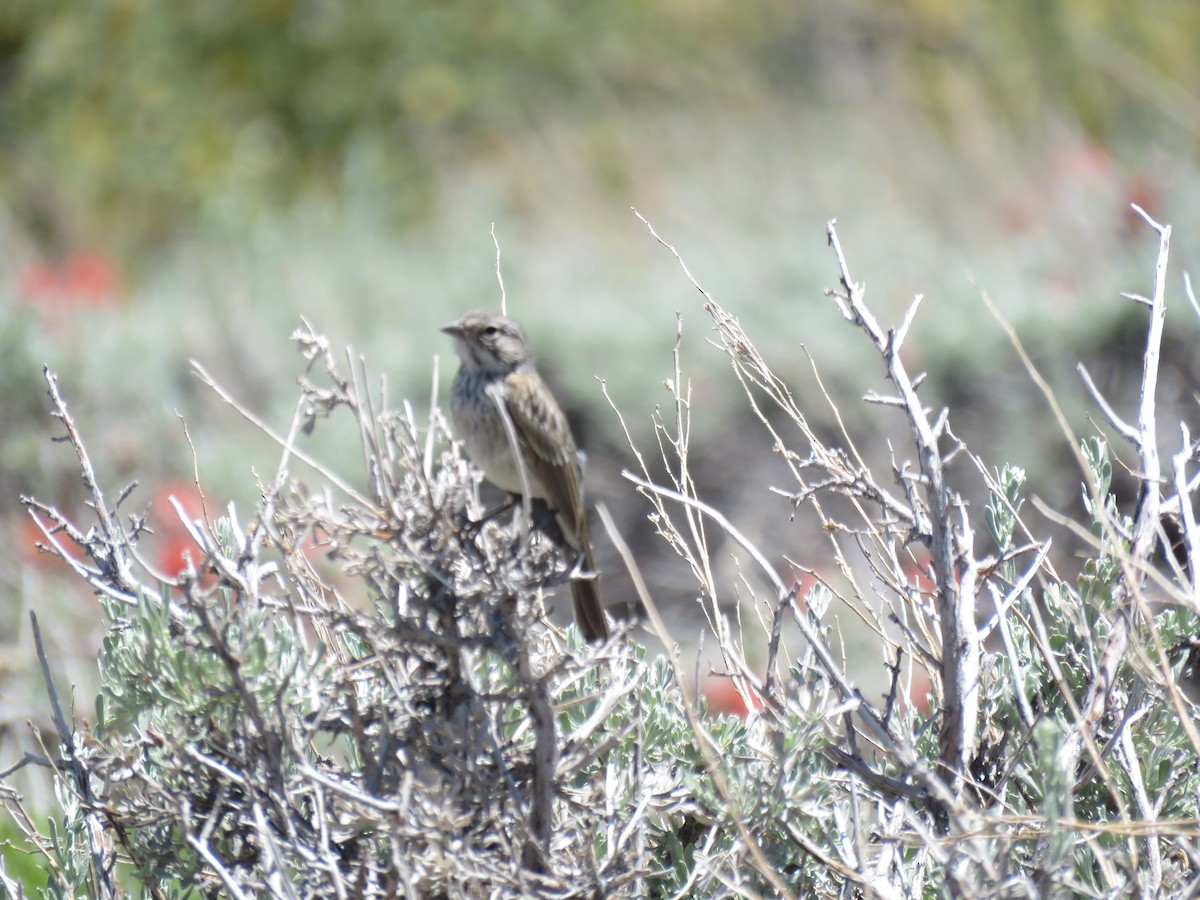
[[441, 310, 610, 642]]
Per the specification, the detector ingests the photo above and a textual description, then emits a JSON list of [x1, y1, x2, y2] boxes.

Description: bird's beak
[[440, 320, 464, 338]]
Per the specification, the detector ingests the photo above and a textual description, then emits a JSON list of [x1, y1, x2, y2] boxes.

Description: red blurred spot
[[1047, 140, 1113, 189], [701, 673, 763, 719], [906, 669, 932, 716], [997, 198, 1034, 236], [902, 549, 936, 596], [18, 250, 120, 308], [150, 482, 211, 582], [151, 481, 205, 523], [157, 534, 196, 578], [1122, 171, 1160, 234], [787, 564, 827, 614]]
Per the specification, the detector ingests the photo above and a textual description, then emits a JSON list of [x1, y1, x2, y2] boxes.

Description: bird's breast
[[450, 369, 546, 498]]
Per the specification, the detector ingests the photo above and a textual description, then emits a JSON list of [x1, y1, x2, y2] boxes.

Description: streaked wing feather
[[504, 369, 608, 641], [503, 370, 585, 541]]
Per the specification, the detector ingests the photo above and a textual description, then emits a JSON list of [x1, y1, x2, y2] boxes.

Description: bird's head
[[441, 311, 533, 374]]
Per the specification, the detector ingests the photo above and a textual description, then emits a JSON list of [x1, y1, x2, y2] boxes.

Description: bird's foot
[[462, 494, 519, 539]]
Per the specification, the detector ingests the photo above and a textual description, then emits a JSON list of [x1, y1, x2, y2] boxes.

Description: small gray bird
[[442, 310, 609, 643]]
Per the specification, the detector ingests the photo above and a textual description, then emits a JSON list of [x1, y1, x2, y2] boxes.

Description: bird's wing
[[504, 369, 607, 641], [502, 369, 586, 543]]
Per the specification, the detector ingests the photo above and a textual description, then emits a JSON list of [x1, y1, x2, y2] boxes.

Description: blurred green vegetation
[[0, 0, 756, 254], [2, 0, 1198, 257]]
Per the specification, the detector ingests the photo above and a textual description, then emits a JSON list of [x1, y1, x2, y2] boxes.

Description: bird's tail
[[570, 571, 608, 642], [569, 521, 609, 642]]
